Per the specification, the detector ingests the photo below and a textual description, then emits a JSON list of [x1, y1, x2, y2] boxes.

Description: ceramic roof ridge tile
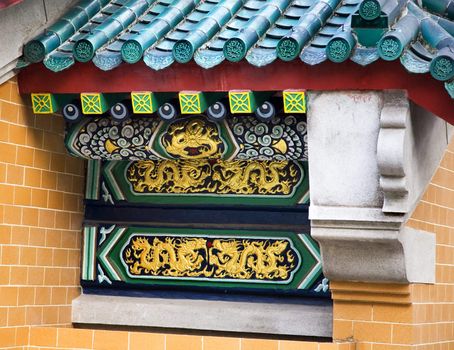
[[92, 0, 169, 70], [42, 0, 122, 72], [223, 0, 293, 62], [121, 0, 201, 64], [21, 0, 454, 97], [276, 0, 342, 61], [422, 0, 454, 19], [23, 0, 110, 63], [245, 0, 316, 67], [421, 17, 454, 80], [73, 0, 155, 62], [305, 0, 360, 64], [144, 0, 229, 70], [172, 0, 246, 63]]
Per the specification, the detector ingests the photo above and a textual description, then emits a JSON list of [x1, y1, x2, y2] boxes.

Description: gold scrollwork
[[162, 118, 223, 159], [123, 236, 297, 281], [127, 159, 300, 196]]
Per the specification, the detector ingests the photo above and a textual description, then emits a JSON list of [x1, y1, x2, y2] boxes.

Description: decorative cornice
[[330, 281, 412, 305], [377, 91, 411, 214]]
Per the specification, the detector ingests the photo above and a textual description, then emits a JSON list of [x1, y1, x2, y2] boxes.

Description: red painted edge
[[18, 60, 454, 124], [0, 0, 23, 9]]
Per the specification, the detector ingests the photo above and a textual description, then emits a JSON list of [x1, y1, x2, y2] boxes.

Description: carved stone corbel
[[377, 92, 411, 213], [307, 90, 449, 284]]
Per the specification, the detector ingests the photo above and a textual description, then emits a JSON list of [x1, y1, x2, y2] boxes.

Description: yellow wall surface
[[0, 77, 85, 349], [0, 76, 453, 350], [331, 136, 454, 350]]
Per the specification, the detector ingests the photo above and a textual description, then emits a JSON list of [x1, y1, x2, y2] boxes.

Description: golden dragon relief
[[209, 239, 296, 280], [123, 236, 297, 281], [127, 159, 300, 195], [127, 159, 212, 193], [124, 236, 212, 277], [162, 118, 224, 159]]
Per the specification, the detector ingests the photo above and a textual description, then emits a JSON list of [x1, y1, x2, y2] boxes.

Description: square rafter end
[[283, 90, 306, 114], [131, 92, 157, 114], [81, 93, 107, 115], [31, 93, 57, 114], [229, 90, 254, 114], [179, 91, 206, 114]]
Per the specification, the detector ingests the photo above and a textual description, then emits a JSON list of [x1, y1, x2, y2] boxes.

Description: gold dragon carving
[[127, 159, 212, 193], [124, 236, 212, 277], [127, 159, 300, 195], [209, 239, 296, 280], [123, 236, 297, 280], [162, 118, 223, 159], [212, 160, 298, 195]]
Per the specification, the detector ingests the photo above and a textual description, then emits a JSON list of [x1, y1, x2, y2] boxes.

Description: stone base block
[[72, 294, 332, 337]]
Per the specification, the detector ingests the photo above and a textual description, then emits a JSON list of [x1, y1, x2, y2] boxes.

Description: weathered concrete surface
[[307, 91, 447, 284], [312, 225, 435, 283], [72, 294, 333, 337], [0, 0, 76, 84], [306, 91, 383, 209]]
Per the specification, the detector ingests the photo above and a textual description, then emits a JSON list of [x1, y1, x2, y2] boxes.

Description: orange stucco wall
[[0, 76, 453, 350]]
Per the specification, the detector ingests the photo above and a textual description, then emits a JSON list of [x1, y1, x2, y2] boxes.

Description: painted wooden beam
[[80, 93, 109, 114], [18, 61, 454, 124], [228, 90, 271, 114], [178, 91, 207, 114]]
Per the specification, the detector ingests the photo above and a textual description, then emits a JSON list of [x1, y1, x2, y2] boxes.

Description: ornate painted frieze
[[66, 117, 160, 160], [88, 159, 308, 206], [123, 236, 296, 281], [82, 225, 328, 295], [65, 115, 308, 162], [127, 159, 301, 196]]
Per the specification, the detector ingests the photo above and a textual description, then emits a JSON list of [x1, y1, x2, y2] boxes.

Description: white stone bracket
[[307, 90, 449, 284]]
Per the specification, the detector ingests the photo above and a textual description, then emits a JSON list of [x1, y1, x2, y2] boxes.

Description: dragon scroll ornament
[[127, 159, 300, 195], [124, 237, 211, 277], [123, 236, 297, 281], [162, 118, 224, 159], [209, 239, 296, 280]]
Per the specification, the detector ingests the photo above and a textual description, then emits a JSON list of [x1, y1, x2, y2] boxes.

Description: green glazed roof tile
[[23, 0, 454, 96]]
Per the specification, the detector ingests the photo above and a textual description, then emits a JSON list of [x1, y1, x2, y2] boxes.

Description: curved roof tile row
[[21, 0, 454, 98]]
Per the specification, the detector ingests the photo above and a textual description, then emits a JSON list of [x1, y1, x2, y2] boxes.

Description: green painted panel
[[103, 159, 309, 206], [94, 225, 322, 292]]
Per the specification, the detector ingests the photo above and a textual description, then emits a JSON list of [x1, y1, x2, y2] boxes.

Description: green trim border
[[103, 160, 309, 206], [82, 226, 97, 281], [85, 160, 101, 200], [94, 226, 321, 291]]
